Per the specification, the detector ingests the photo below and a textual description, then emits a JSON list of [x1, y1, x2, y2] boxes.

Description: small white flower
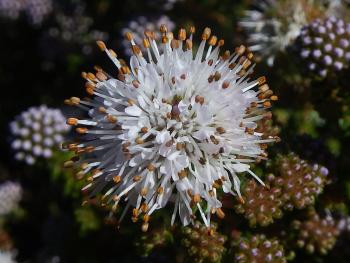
[[66, 25, 278, 229], [9, 105, 70, 165], [0, 181, 22, 216], [239, 0, 324, 66]]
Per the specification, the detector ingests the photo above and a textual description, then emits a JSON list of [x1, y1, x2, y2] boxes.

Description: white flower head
[[239, 0, 325, 66], [9, 105, 70, 165], [0, 181, 22, 216], [0, 250, 17, 263], [65, 25, 278, 230]]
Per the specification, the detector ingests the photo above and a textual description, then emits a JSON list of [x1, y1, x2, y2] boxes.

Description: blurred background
[[1, 0, 350, 262]]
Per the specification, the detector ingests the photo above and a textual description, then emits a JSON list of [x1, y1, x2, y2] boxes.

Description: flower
[[292, 210, 340, 254], [182, 222, 226, 263], [0, 0, 26, 19], [65, 25, 278, 229], [0, 181, 22, 216], [234, 178, 283, 227], [232, 234, 287, 263], [0, 0, 52, 25], [0, 250, 17, 263], [275, 154, 329, 210], [239, 0, 324, 66], [9, 105, 70, 165], [121, 16, 175, 56], [297, 16, 350, 78], [46, 0, 108, 55]]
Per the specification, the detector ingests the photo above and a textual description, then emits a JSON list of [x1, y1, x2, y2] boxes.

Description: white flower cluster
[[10, 105, 69, 165], [0, 0, 52, 25], [0, 181, 22, 216], [0, 250, 17, 263], [65, 25, 277, 229], [121, 16, 175, 56], [239, 0, 324, 66], [47, 1, 108, 55]]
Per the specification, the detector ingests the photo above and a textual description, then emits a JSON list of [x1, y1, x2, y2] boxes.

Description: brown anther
[[70, 97, 80, 105], [178, 170, 188, 179], [245, 127, 255, 135], [193, 194, 201, 203], [138, 203, 147, 213], [208, 75, 214, 83], [76, 127, 88, 134], [141, 222, 149, 232], [259, 89, 273, 100], [176, 143, 185, 151], [96, 71, 107, 81], [141, 188, 148, 196], [238, 196, 245, 204], [86, 146, 95, 153], [270, 95, 278, 101], [80, 162, 88, 169], [257, 76, 266, 85], [127, 98, 134, 105], [160, 24, 168, 33], [140, 127, 148, 133], [236, 45, 246, 55], [64, 99, 73, 106], [161, 35, 168, 43], [221, 50, 230, 61], [132, 80, 140, 89], [113, 175, 121, 184], [98, 107, 106, 114], [85, 85, 95, 95], [216, 127, 225, 134], [178, 28, 186, 40], [68, 143, 78, 150], [171, 39, 180, 49], [263, 101, 271, 108], [218, 39, 225, 47], [195, 95, 204, 105], [76, 170, 85, 180], [185, 39, 193, 50], [212, 181, 220, 188], [247, 52, 254, 60], [87, 72, 96, 81], [143, 214, 150, 223], [214, 71, 221, 81], [229, 62, 236, 69], [107, 115, 117, 123], [189, 26, 196, 34], [157, 187, 164, 194], [121, 66, 131, 75], [147, 163, 156, 172], [125, 32, 133, 41], [208, 35, 217, 46], [210, 135, 219, 145], [133, 175, 142, 182], [208, 59, 213, 66], [143, 38, 150, 48], [222, 81, 230, 89], [96, 40, 106, 51], [242, 59, 252, 69], [202, 27, 211, 40], [209, 190, 214, 196], [132, 45, 142, 55], [63, 160, 74, 168], [132, 208, 139, 217], [259, 84, 270, 92], [180, 74, 186, 80], [67, 118, 78, 126], [215, 208, 224, 219], [81, 72, 87, 79], [250, 102, 258, 107], [135, 137, 144, 144]]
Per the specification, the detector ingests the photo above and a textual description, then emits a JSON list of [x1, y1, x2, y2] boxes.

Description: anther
[[202, 27, 211, 40], [96, 40, 106, 51], [178, 28, 186, 40], [67, 118, 78, 126]]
